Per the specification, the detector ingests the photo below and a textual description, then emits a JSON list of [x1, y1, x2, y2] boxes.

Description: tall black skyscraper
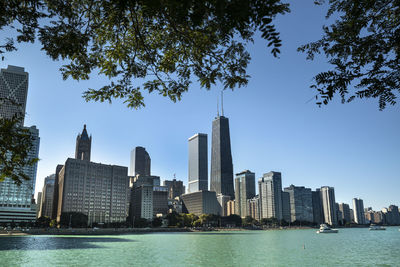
[[130, 146, 151, 176], [210, 99, 234, 199], [75, 124, 91, 161]]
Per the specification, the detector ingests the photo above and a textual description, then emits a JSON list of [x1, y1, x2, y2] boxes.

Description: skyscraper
[[188, 133, 208, 192], [39, 174, 55, 218], [210, 116, 234, 199], [320, 186, 338, 226], [0, 65, 28, 124], [75, 124, 91, 161], [0, 126, 39, 223], [163, 179, 185, 199], [234, 170, 255, 218], [258, 171, 283, 220], [284, 185, 313, 223], [312, 189, 324, 224], [352, 198, 365, 224], [51, 164, 64, 220], [339, 203, 351, 224], [130, 146, 151, 176]]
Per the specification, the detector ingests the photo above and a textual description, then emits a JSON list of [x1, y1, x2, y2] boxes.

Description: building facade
[[217, 194, 231, 217], [39, 175, 55, 218], [338, 203, 351, 224], [210, 116, 234, 199], [312, 190, 324, 224], [352, 198, 365, 225], [0, 65, 28, 124], [284, 185, 313, 223], [281, 191, 291, 223], [188, 133, 208, 193], [181, 191, 221, 216], [227, 200, 235, 216], [0, 126, 39, 223], [57, 158, 129, 224], [258, 172, 283, 220], [320, 186, 338, 226], [163, 179, 185, 199], [130, 146, 151, 176], [234, 170, 256, 218], [247, 196, 260, 221]]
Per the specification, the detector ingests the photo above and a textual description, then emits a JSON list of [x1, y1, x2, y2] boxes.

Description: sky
[[2, 1, 399, 210]]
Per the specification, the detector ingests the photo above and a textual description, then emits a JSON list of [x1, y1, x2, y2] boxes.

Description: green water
[[1, 227, 399, 266]]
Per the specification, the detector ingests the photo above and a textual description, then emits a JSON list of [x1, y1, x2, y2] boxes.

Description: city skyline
[[2, 1, 399, 211]]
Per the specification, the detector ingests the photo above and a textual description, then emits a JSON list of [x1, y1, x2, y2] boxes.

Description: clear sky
[[2, 1, 399, 210]]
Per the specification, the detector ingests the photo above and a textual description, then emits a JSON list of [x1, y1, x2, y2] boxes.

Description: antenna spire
[[217, 93, 219, 117], [221, 90, 224, 116]]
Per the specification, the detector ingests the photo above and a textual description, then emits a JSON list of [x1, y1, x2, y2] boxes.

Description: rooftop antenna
[[217, 93, 220, 117], [221, 90, 224, 116]]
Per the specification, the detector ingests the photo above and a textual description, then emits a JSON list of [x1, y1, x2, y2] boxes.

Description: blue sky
[[3, 1, 399, 210]]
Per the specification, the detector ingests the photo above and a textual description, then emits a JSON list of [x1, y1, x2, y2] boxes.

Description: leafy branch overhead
[[1, 0, 289, 108], [299, 0, 400, 110]]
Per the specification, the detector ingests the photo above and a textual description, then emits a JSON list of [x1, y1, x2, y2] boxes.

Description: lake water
[[1, 227, 399, 266]]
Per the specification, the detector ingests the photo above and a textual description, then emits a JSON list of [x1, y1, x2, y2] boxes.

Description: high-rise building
[[51, 164, 64, 220], [258, 171, 283, 220], [336, 203, 343, 225], [320, 186, 338, 226], [181, 191, 221, 216], [338, 203, 351, 224], [0, 65, 28, 124], [39, 175, 55, 218], [352, 198, 365, 225], [387, 205, 400, 225], [131, 185, 153, 220], [129, 176, 169, 220], [188, 133, 208, 193], [57, 126, 129, 224], [57, 158, 129, 224], [312, 190, 324, 224], [217, 194, 231, 217], [210, 115, 234, 199], [163, 179, 185, 199], [234, 170, 255, 218], [281, 191, 291, 223], [0, 126, 40, 223], [36, 192, 42, 218], [75, 124, 91, 161], [247, 196, 261, 221], [130, 146, 151, 176], [284, 185, 313, 223], [227, 200, 235, 216]]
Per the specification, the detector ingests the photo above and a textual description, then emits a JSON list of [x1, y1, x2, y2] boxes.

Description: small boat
[[369, 224, 386, 230], [316, 224, 338, 233]]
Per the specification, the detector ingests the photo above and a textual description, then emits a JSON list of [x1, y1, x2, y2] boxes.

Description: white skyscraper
[[188, 133, 208, 193], [320, 186, 338, 226], [258, 171, 283, 220]]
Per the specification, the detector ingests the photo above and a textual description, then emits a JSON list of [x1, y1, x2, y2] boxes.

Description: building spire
[[217, 93, 219, 117]]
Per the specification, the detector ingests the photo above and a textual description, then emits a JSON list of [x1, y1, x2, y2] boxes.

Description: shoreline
[[0, 225, 376, 236]]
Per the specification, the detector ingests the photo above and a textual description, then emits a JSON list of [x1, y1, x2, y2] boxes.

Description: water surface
[[1, 227, 399, 266]]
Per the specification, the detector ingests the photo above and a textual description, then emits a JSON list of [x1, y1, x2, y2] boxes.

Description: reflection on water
[[0, 228, 399, 266], [0, 236, 134, 251]]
